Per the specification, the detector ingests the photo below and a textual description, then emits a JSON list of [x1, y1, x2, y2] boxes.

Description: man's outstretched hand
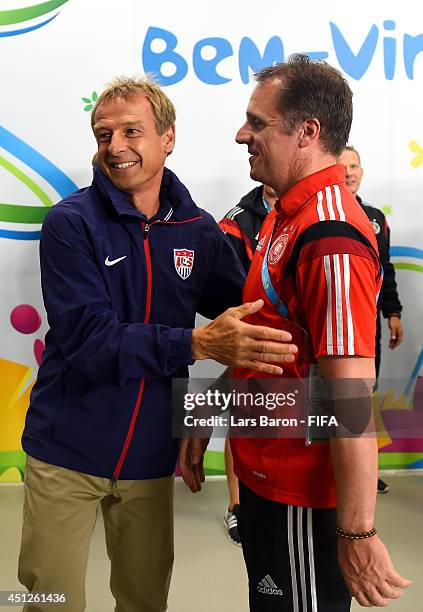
[[192, 299, 298, 375]]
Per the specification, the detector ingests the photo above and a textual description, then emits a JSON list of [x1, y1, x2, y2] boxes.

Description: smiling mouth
[[111, 161, 138, 169]]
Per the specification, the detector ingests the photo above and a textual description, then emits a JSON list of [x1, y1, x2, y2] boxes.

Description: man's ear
[[163, 126, 176, 156], [298, 118, 320, 148]]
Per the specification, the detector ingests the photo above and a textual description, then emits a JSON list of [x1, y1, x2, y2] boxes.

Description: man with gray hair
[[339, 145, 404, 381], [17, 76, 297, 612], [339, 144, 404, 495]]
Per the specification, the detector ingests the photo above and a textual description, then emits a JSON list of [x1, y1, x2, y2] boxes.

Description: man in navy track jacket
[[18, 76, 297, 612]]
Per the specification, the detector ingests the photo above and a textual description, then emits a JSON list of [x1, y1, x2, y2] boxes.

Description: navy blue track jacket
[[22, 167, 245, 479]]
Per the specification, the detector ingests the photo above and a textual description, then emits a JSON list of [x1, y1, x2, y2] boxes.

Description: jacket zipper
[[111, 220, 153, 486], [110, 215, 202, 487]]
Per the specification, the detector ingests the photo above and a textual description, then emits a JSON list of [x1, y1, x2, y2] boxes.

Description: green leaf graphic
[[82, 97, 91, 104], [92, 91, 98, 101], [84, 104, 93, 112]]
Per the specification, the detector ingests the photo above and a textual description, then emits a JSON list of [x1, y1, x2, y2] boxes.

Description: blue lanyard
[[261, 219, 314, 446], [261, 220, 289, 318], [262, 195, 271, 213]]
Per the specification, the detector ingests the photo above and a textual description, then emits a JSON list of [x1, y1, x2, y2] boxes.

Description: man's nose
[[235, 123, 250, 144], [108, 133, 127, 156]]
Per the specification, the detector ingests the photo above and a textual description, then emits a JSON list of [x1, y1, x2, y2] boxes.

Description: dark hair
[[255, 55, 353, 156]]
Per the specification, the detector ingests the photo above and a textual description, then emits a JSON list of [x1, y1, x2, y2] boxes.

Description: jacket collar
[[93, 165, 199, 222], [275, 164, 346, 218], [239, 186, 268, 219]]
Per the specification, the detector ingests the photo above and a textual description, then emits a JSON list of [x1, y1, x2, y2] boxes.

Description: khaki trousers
[[18, 456, 174, 612]]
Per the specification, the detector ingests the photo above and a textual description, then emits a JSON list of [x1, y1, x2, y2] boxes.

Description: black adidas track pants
[[239, 481, 351, 612]]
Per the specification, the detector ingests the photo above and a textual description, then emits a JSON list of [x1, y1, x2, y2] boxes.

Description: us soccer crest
[[174, 249, 194, 279]]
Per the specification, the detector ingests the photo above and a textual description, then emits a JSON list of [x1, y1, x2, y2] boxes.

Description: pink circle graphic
[[10, 304, 42, 335]]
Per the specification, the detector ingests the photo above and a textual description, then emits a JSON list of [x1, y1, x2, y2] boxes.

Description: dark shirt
[[357, 195, 402, 318]]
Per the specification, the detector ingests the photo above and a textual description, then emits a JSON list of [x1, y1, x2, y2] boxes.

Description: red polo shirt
[[231, 165, 382, 508]]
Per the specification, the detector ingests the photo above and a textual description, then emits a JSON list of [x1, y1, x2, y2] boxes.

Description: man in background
[[339, 145, 404, 494], [219, 184, 278, 545]]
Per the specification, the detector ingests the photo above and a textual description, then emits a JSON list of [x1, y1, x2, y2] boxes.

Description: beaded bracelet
[[336, 526, 377, 540]]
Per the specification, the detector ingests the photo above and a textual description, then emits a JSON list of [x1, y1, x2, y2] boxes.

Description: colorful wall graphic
[[0, 121, 77, 481], [1, 0, 422, 480], [0, 0, 70, 37]]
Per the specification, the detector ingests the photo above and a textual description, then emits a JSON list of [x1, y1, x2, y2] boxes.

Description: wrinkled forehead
[[247, 78, 284, 116], [93, 93, 153, 125]]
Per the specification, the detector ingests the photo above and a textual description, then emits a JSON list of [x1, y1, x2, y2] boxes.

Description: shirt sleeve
[[295, 223, 382, 358]]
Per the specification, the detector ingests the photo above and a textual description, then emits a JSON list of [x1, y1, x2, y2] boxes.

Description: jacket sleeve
[[377, 215, 403, 318], [218, 216, 253, 274], [40, 209, 193, 385], [197, 220, 245, 319]]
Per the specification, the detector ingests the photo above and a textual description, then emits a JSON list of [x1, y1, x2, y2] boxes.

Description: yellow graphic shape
[[0, 467, 22, 482], [373, 392, 392, 449], [409, 140, 423, 167], [380, 388, 412, 411], [0, 358, 34, 451], [374, 387, 414, 450]]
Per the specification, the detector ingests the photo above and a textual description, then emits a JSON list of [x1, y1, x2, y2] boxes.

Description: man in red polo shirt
[[229, 56, 411, 611]]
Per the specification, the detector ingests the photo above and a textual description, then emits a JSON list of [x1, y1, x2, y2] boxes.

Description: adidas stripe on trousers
[[239, 481, 351, 612]]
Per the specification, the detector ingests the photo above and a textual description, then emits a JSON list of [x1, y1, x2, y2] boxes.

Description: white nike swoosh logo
[[105, 255, 127, 267]]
